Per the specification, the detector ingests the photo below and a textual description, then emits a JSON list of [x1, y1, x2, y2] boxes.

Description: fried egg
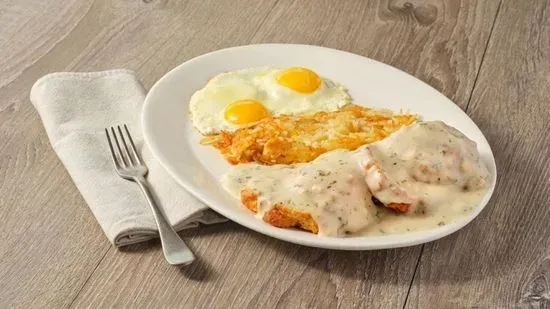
[[189, 67, 351, 134]]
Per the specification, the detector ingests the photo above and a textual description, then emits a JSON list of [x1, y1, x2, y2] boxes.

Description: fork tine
[[110, 127, 129, 167], [117, 125, 135, 166], [124, 124, 143, 165], [105, 128, 121, 169]]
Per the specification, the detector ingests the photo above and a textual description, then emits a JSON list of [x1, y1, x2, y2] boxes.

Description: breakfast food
[[222, 150, 378, 236], [222, 122, 491, 236], [189, 67, 351, 134], [190, 67, 491, 237], [356, 121, 490, 213], [203, 105, 417, 165]]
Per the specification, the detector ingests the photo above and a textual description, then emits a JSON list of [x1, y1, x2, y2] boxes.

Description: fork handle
[[134, 176, 196, 265]]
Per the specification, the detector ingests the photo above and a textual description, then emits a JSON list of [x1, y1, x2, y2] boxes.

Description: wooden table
[[1, 1, 549, 308]]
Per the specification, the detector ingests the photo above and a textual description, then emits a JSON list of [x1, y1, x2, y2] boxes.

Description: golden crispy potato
[[202, 105, 417, 165]]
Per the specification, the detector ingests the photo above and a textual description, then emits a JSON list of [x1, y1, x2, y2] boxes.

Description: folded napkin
[[30, 70, 227, 246]]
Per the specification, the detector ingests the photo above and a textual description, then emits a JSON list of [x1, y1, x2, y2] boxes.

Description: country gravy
[[221, 121, 491, 237]]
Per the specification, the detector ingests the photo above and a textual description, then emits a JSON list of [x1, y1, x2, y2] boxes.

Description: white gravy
[[222, 150, 377, 236], [221, 121, 491, 237]]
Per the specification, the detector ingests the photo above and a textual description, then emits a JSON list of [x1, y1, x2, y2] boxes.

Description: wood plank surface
[[251, 0, 499, 108], [69, 223, 418, 308], [0, 0, 279, 307], [0, 0, 509, 308], [67, 1, 499, 308], [0, 2, 113, 308], [405, 1, 550, 308]]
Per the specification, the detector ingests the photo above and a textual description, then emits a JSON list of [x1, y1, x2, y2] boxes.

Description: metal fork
[[105, 124, 195, 265]]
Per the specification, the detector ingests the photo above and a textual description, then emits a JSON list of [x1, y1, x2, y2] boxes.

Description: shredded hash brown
[[201, 104, 417, 165]]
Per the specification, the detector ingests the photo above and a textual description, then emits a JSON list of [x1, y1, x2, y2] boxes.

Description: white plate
[[142, 44, 496, 250]]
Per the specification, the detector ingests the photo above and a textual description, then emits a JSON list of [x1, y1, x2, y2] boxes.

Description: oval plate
[[142, 44, 496, 250]]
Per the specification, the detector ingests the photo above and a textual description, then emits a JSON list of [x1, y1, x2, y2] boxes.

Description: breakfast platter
[[142, 44, 496, 250]]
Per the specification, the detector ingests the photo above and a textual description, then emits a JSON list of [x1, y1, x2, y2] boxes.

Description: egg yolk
[[276, 67, 321, 93], [224, 99, 269, 124]]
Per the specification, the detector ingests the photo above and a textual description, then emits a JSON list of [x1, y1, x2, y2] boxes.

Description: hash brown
[[202, 104, 417, 165]]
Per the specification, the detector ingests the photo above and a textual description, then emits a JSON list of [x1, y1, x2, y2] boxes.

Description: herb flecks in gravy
[[222, 121, 491, 237], [222, 149, 377, 236]]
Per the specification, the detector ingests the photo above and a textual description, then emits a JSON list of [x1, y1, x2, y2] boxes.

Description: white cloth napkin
[[30, 70, 227, 247]]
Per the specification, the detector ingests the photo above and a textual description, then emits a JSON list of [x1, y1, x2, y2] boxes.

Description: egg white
[[255, 68, 351, 116], [189, 67, 351, 134]]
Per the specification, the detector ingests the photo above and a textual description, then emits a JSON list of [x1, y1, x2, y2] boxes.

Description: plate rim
[[142, 43, 497, 250]]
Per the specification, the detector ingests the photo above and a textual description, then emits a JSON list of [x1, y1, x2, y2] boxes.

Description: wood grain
[[406, 1, 550, 308], [0, 138, 109, 309], [251, 0, 500, 109], [0, 0, 507, 308], [67, 1, 498, 308], [69, 223, 418, 308], [0, 2, 113, 308], [0, 0, 279, 307]]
